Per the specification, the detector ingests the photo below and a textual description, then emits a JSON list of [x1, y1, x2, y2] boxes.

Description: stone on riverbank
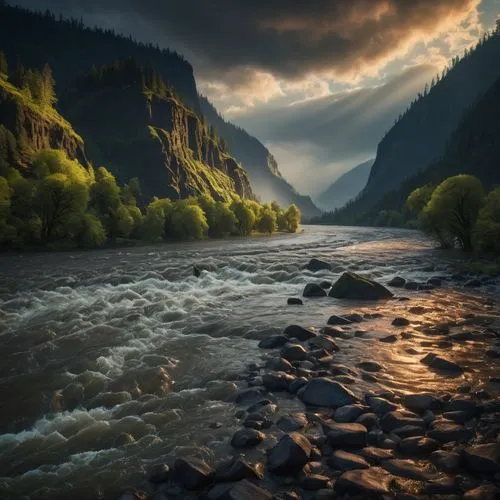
[[303, 283, 327, 297], [215, 457, 264, 482], [325, 422, 367, 448], [306, 258, 331, 271], [463, 443, 500, 473], [287, 298, 303, 305], [173, 456, 214, 490], [230, 428, 265, 448], [328, 450, 370, 471], [329, 272, 394, 300], [388, 276, 406, 287], [283, 324, 317, 341], [421, 353, 464, 374], [335, 467, 393, 496], [300, 377, 357, 407], [267, 433, 312, 475]]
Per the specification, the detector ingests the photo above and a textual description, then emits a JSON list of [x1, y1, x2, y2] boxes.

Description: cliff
[[0, 77, 85, 166], [199, 97, 321, 219], [64, 83, 253, 202]]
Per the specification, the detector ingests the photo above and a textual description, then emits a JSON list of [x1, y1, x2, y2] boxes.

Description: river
[[0, 225, 498, 499]]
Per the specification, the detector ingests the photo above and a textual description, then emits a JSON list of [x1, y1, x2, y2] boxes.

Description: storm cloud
[[12, 0, 480, 81]]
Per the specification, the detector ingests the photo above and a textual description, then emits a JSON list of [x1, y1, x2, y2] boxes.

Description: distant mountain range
[[0, 3, 320, 217], [316, 159, 374, 211]]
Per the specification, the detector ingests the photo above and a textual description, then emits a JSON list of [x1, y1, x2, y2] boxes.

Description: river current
[[0, 225, 498, 499]]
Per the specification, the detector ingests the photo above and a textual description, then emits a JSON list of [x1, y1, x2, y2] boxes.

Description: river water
[[0, 225, 498, 499]]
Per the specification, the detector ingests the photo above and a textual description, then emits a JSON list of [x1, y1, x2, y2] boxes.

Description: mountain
[[0, 4, 316, 212], [0, 75, 85, 167], [0, 59, 253, 203], [316, 159, 374, 211], [370, 74, 500, 216], [199, 97, 321, 219], [332, 29, 500, 220]]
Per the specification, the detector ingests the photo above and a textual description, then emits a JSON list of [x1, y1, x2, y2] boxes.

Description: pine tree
[[42, 64, 57, 107], [0, 50, 8, 78]]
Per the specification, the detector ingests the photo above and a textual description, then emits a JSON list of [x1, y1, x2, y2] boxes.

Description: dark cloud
[[12, 0, 479, 79]]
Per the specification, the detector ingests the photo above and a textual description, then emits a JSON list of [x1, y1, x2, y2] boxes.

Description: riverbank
[[0, 226, 498, 499]]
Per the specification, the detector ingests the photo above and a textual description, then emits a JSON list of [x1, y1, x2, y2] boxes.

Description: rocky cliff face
[[0, 81, 86, 165], [199, 97, 321, 219], [65, 85, 253, 202]]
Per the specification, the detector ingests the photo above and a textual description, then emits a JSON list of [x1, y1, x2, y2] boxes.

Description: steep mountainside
[[0, 4, 310, 211], [316, 159, 374, 211], [64, 80, 252, 202], [0, 4, 200, 112], [200, 97, 321, 218], [351, 30, 500, 213], [371, 74, 500, 215], [0, 77, 85, 166]]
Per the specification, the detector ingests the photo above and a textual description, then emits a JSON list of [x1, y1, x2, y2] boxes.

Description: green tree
[[284, 204, 301, 232], [35, 173, 89, 241], [41, 64, 57, 107], [0, 176, 11, 221], [407, 184, 435, 214], [75, 212, 106, 248], [425, 175, 484, 251], [231, 200, 256, 236], [257, 205, 277, 234], [209, 202, 237, 237], [475, 187, 500, 254], [171, 202, 208, 240], [141, 197, 173, 241]]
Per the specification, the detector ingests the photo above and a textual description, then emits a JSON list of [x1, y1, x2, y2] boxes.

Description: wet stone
[[392, 317, 410, 327], [399, 437, 440, 456], [300, 474, 330, 490], [391, 425, 426, 439], [333, 404, 366, 423], [287, 298, 303, 305], [427, 421, 473, 443], [277, 413, 308, 432], [300, 377, 357, 407], [335, 467, 394, 496], [380, 334, 398, 343], [325, 422, 367, 449], [356, 412, 378, 430], [388, 277, 406, 287], [306, 258, 331, 271], [403, 393, 442, 413], [328, 450, 370, 471], [326, 315, 352, 325], [215, 457, 264, 482], [463, 484, 500, 499], [381, 459, 436, 481], [230, 428, 265, 448], [284, 325, 317, 341], [259, 335, 289, 349], [430, 450, 461, 473], [262, 372, 295, 391], [222, 480, 273, 500], [267, 432, 312, 475], [303, 283, 327, 297], [463, 443, 500, 473], [329, 272, 394, 300], [420, 353, 464, 375], [360, 447, 395, 464], [366, 396, 398, 415], [173, 456, 215, 490], [381, 411, 425, 432], [281, 344, 308, 362], [357, 361, 384, 372]]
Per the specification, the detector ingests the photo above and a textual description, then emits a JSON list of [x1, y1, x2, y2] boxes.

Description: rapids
[[0, 225, 498, 499]]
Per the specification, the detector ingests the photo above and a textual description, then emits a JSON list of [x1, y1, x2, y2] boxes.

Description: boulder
[[303, 283, 327, 297], [430, 450, 461, 473], [193, 266, 201, 277], [327, 315, 352, 325], [215, 457, 264, 482], [319, 281, 332, 289], [230, 428, 265, 449], [428, 422, 472, 443], [360, 447, 395, 464], [334, 404, 366, 423], [388, 276, 406, 287], [283, 325, 317, 341], [381, 459, 436, 481], [267, 432, 312, 475], [420, 353, 464, 374], [403, 393, 442, 413], [329, 272, 394, 300], [287, 298, 303, 305], [464, 484, 500, 499], [306, 258, 331, 272], [276, 413, 308, 432], [300, 377, 357, 407], [335, 467, 393, 496], [379, 334, 398, 343], [463, 443, 500, 473], [380, 411, 425, 432], [262, 372, 294, 392], [366, 396, 398, 415], [258, 335, 289, 349], [328, 450, 370, 471], [399, 437, 440, 456], [300, 474, 330, 490], [357, 361, 384, 372], [392, 317, 410, 327], [325, 422, 367, 448], [173, 456, 214, 490], [280, 344, 308, 362]]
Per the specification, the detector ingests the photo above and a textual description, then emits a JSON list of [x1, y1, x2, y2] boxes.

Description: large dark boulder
[[215, 457, 264, 482], [230, 428, 265, 448], [335, 467, 393, 496], [174, 456, 215, 490], [283, 324, 317, 341], [300, 377, 357, 407], [325, 422, 367, 448], [303, 283, 327, 297], [329, 272, 393, 300], [463, 443, 500, 473], [267, 432, 312, 475], [305, 258, 331, 272]]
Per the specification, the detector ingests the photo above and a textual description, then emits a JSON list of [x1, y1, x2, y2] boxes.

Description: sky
[[11, 0, 500, 196]]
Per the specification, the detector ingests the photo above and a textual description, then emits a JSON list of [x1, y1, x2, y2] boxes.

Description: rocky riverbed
[[0, 226, 499, 499]]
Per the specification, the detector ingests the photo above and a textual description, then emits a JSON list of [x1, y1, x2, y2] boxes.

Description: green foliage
[[0, 50, 7, 78], [171, 203, 208, 240], [425, 175, 484, 251], [257, 205, 277, 234], [407, 184, 435, 214], [231, 199, 256, 236], [284, 204, 301, 233], [0, 175, 11, 220], [75, 212, 106, 248], [475, 187, 500, 254]]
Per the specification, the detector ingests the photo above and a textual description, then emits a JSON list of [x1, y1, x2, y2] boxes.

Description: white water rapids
[[0, 225, 498, 499]]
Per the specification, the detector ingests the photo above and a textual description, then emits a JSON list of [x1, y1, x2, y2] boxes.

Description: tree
[[475, 187, 500, 254], [171, 203, 208, 240], [284, 204, 301, 232], [75, 212, 106, 248], [231, 200, 255, 236], [257, 205, 277, 234], [35, 173, 89, 241], [407, 184, 435, 214], [0, 176, 11, 221], [141, 197, 173, 241], [209, 202, 237, 237], [425, 175, 484, 251], [41, 64, 57, 107]]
